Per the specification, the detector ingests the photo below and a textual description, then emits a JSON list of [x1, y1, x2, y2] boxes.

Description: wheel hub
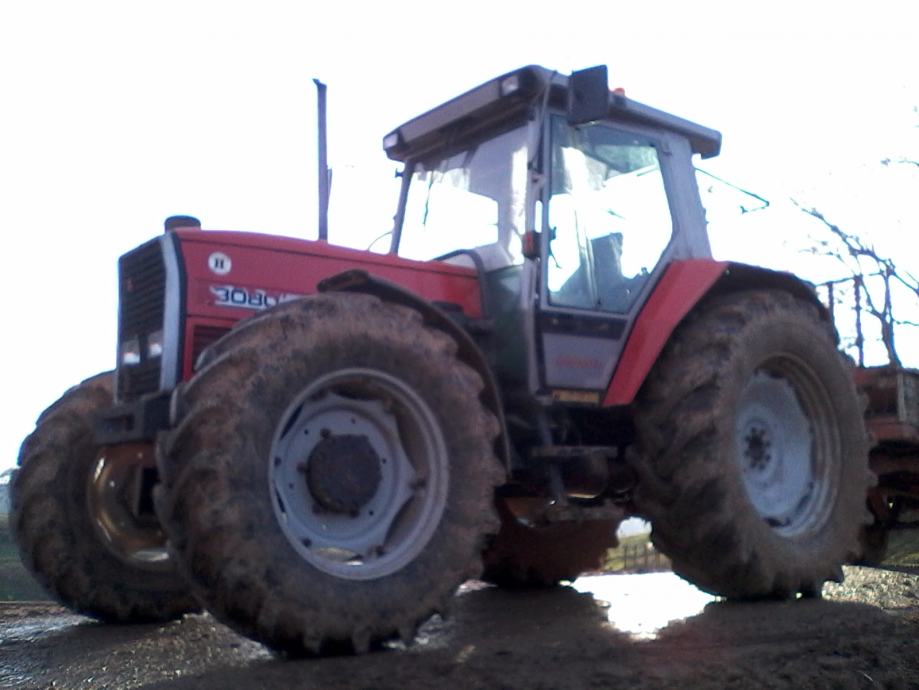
[[269, 368, 449, 581], [306, 434, 383, 514], [742, 424, 773, 472], [87, 444, 170, 569], [735, 364, 835, 537]]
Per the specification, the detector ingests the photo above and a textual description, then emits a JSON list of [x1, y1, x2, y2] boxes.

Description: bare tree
[[794, 201, 919, 367], [882, 157, 919, 171], [793, 109, 919, 367], [880, 107, 919, 172]]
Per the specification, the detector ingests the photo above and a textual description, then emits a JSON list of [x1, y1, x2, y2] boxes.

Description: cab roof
[[383, 65, 722, 161]]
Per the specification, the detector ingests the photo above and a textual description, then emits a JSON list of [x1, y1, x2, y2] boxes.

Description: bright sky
[[1, 1, 917, 473]]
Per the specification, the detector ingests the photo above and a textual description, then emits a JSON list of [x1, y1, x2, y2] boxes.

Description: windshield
[[546, 116, 673, 312], [397, 125, 529, 270]]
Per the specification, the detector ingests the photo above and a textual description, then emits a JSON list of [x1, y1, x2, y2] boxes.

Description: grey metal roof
[[383, 65, 722, 161]]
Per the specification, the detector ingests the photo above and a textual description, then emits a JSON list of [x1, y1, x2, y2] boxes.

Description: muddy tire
[[482, 499, 617, 587], [155, 293, 504, 655], [633, 290, 871, 599], [11, 373, 197, 622]]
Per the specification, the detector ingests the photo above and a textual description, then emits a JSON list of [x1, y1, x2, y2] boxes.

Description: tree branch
[[794, 201, 904, 366]]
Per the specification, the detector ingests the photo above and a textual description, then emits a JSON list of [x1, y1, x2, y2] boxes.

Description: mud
[[1, 566, 918, 690]]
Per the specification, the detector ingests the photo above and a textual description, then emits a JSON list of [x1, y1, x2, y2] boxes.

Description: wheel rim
[[269, 367, 449, 580], [87, 445, 171, 569], [734, 357, 840, 537]]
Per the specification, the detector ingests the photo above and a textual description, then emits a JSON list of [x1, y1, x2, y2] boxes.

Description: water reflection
[[0, 610, 86, 644], [573, 572, 716, 639]]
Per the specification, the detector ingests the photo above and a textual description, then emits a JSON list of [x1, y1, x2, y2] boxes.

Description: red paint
[[602, 259, 728, 406], [180, 315, 237, 380], [174, 229, 482, 379]]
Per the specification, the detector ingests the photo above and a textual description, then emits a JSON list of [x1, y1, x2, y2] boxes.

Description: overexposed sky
[[1, 1, 917, 472]]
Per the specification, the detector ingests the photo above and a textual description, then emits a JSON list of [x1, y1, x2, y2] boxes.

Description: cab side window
[[547, 118, 673, 312]]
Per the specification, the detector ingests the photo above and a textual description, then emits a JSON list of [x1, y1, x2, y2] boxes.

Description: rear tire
[[11, 373, 197, 622], [633, 290, 871, 598], [481, 498, 617, 587], [156, 293, 504, 654]]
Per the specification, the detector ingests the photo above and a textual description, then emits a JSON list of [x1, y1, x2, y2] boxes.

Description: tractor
[[11, 66, 871, 654]]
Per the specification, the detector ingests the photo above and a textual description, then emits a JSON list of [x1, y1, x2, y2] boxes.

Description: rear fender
[[602, 260, 826, 406], [318, 270, 511, 471]]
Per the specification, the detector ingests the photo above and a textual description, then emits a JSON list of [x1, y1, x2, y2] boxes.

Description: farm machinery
[[12, 66, 876, 654], [818, 279, 919, 563]]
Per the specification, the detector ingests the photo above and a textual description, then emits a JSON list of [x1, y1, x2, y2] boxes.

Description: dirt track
[[2, 566, 918, 690]]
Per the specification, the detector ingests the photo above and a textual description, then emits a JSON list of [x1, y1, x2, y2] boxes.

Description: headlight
[[120, 338, 141, 365], [147, 330, 164, 358]]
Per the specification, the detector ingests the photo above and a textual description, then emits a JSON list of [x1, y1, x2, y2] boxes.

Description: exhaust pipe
[[313, 78, 330, 242]]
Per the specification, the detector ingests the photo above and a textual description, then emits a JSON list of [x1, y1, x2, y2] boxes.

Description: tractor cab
[[384, 66, 721, 401]]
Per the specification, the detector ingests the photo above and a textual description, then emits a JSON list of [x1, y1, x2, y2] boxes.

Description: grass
[[0, 514, 51, 601], [601, 527, 919, 572]]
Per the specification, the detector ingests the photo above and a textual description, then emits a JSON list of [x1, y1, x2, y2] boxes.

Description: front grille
[[117, 238, 166, 401]]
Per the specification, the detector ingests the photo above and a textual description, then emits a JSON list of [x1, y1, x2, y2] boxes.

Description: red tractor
[[11, 66, 871, 654]]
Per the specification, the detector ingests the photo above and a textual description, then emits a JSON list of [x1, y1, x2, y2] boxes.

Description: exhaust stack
[[314, 78, 330, 242]]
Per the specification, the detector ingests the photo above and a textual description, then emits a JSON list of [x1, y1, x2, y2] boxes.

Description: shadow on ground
[[2, 570, 918, 690]]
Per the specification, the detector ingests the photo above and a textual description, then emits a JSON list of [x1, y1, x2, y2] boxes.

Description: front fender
[[318, 269, 511, 471]]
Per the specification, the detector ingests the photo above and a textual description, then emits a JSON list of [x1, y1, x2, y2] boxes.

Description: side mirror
[[566, 66, 609, 125]]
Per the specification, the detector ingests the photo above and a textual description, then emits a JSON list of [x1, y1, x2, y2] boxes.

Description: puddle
[[573, 572, 716, 639], [0, 612, 87, 688], [0, 613, 87, 644]]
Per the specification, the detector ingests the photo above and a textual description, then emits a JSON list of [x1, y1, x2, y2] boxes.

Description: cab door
[[537, 115, 690, 399]]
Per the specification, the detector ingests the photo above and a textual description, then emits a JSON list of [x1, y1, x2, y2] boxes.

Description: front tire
[[11, 373, 197, 622], [633, 290, 871, 598], [156, 293, 504, 654]]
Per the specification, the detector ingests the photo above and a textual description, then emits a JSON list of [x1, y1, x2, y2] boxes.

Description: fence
[[609, 541, 671, 573]]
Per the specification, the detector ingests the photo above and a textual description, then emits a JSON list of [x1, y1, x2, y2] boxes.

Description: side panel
[[175, 229, 483, 337], [181, 316, 238, 381], [541, 314, 626, 390], [602, 259, 727, 406]]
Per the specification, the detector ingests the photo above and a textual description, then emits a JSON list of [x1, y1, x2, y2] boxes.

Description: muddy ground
[[1, 566, 918, 690]]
